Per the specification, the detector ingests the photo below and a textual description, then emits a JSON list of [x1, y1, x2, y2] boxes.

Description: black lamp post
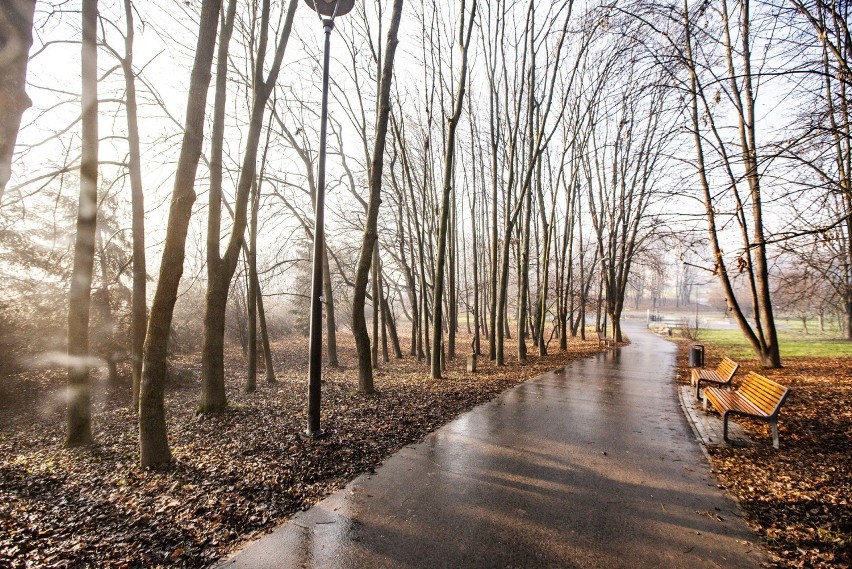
[[304, 0, 354, 437]]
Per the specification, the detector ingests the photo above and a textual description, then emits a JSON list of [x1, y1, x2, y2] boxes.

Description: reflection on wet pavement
[[218, 324, 765, 569]]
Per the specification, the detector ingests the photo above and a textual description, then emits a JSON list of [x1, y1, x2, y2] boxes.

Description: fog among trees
[[0, 0, 849, 464]]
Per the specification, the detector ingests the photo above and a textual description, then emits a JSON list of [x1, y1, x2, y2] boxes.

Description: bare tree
[[785, 1, 852, 338], [430, 0, 477, 378], [65, 0, 98, 448], [120, 0, 146, 410], [200, 0, 298, 413], [681, 0, 781, 367], [139, 0, 221, 467], [352, 0, 405, 392]]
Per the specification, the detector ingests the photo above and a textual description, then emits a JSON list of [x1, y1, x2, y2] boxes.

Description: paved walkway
[[219, 324, 766, 568], [679, 386, 752, 449]]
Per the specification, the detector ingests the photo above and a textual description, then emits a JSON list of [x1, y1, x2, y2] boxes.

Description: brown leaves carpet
[[677, 344, 852, 568], [1, 333, 602, 568]]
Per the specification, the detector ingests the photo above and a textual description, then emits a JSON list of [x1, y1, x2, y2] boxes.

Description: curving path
[[218, 323, 765, 568]]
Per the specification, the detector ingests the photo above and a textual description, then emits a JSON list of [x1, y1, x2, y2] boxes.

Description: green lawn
[[693, 328, 852, 359]]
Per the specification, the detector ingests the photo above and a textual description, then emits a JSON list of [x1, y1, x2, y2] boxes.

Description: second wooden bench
[[692, 356, 739, 400]]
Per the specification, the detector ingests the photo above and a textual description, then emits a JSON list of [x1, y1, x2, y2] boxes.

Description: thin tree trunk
[[431, 0, 477, 379], [121, 0, 147, 412], [684, 0, 780, 367], [378, 255, 389, 364], [381, 290, 403, 358], [518, 180, 531, 363], [246, 176, 259, 393], [470, 170, 481, 356], [95, 228, 118, 384], [66, 0, 98, 448], [448, 188, 457, 359], [256, 274, 275, 382], [322, 245, 339, 367], [277, 120, 340, 367], [352, 0, 405, 392], [201, 0, 298, 412], [139, 0, 221, 467]]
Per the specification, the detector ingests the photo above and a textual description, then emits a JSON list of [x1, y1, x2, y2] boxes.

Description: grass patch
[[693, 328, 852, 360]]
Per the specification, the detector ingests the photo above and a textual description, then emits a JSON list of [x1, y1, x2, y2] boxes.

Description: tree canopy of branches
[[4, 0, 852, 467]]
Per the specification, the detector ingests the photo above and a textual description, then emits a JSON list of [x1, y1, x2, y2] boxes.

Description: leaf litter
[[678, 344, 852, 568], [0, 333, 602, 568]]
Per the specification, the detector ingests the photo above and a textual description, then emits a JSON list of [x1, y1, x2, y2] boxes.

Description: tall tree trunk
[[95, 228, 118, 384], [0, 0, 35, 197], [352, 0, 405, 392], [381, 291, 403, 358], [65, 0, 98, 448], [730, 0, 780, 367], [392, 115, 425, 359], [486, 11, 500, 362], [121, 0, 147, 412], [200, 0, 236, 413], [518, 180, 531, 363], [246, 177, 259, 393], [683, 0, 780, 368], [470, 168, 481, 356], [448, 186, 457, 359], [371, 243, 381, 368], [431, 0, 477, 379], [201, 0, 298, 412], [139, 0, 221, 467], [378, 257, 390, 364]]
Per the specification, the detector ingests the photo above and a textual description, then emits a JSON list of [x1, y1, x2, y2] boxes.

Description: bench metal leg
[[722, 412, 731, 444], [771, 420, 779, 450], [702, 397, 708, 412]]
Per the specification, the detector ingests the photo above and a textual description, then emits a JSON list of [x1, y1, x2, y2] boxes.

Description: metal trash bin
[[688, 344, 705, 368]]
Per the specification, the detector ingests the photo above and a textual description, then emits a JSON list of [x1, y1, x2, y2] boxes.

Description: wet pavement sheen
[[218, 324, 765, 568]]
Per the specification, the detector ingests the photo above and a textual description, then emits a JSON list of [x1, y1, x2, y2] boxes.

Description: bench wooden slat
[[738, 374, 788, 415], [703, 371, 790, 449], [693, 356, 739, 400]]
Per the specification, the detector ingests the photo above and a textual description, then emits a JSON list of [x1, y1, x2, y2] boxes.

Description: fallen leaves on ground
[[0, 333, 602, 568], [677, 343, 852, 568]]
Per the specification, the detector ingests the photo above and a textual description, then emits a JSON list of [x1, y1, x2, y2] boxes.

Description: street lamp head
[[304, 0, 355, 18]]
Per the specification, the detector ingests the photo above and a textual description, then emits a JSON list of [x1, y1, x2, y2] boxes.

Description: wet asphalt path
[[218, 323, 765, 568]]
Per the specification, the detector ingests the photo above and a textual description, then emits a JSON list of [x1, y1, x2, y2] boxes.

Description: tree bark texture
[[139, 0, 221, 467], [431, 0, 477, 379], [65, 0, 98, 448], [352, 0, 405, 393], [122, 0, 147, 411]]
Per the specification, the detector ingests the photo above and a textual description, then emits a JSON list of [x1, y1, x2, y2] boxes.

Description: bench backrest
[[717, 357, 739, 381], [738, 372, 790, 417]]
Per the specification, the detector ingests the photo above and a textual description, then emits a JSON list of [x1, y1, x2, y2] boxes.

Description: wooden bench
[[692, 356, 739, 400], [703, 372, 790, 449], [596, 331, 615, 348]]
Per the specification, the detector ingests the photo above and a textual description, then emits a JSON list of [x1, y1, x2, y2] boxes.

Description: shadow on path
[[218, 323, 765, 569]]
